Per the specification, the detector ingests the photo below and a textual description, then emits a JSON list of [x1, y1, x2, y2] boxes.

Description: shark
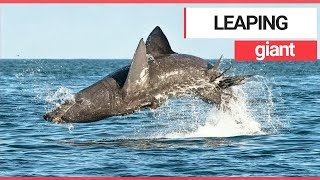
[[44, 26, 249, 123]]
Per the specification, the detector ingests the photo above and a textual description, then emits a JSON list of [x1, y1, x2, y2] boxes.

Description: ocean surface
[[0, 59, 319, 176]]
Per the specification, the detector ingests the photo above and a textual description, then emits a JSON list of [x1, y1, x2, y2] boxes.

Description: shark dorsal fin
[[122, 38, 149, 98], [146, 26, 175, 58]]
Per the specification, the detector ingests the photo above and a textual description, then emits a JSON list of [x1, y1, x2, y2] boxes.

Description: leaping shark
[[44, 26, 249, 123]]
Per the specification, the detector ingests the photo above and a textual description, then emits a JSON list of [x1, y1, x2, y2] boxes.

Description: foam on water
[[151, 76, 282, 139]]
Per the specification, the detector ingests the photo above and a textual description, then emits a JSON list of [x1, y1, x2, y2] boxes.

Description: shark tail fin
[[218, 75, 252, 89], [207, 54, 223, 78], [197, 75, 252, 110], [212, 54, 223, 71]]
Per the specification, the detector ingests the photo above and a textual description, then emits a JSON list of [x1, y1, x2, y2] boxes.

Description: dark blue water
[[1, 59, 319, 176]]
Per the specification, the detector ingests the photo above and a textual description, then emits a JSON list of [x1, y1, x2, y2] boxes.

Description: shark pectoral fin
[[150, 101, 162, 109], [149, 97, 166, 109], [146, 26, 175, 58], [122, 38, 149, 98]]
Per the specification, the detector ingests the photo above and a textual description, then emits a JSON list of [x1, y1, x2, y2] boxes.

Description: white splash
[[164, 87, 263, 138], [150, 76, 282, 139], [68, 123, 75, 133], [44, 87, 75, 110]]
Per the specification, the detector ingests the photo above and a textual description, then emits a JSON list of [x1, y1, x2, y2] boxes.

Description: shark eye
[[75, 98, 84, 104]]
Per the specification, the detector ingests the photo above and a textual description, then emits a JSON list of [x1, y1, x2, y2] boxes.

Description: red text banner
[[234, 40, 317, 61]]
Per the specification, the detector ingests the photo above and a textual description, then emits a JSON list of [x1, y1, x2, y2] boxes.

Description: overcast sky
[[0, 4, 319, 59]]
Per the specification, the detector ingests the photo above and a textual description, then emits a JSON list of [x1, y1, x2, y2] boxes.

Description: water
[[0, 59, 319, 176]]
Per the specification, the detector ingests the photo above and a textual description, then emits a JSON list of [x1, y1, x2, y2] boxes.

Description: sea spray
[[45, 86, 75, 110], [44, 87, 76, 130], [149, 76, 283, 139]]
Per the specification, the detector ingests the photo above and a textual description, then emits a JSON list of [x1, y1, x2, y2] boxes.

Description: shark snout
[[44, 107, 69, 123], [44, 100, 75, 123], [43, 111, 63, 123]]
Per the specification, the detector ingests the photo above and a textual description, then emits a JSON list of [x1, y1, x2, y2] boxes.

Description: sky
[[0, 4, 319, 59]]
